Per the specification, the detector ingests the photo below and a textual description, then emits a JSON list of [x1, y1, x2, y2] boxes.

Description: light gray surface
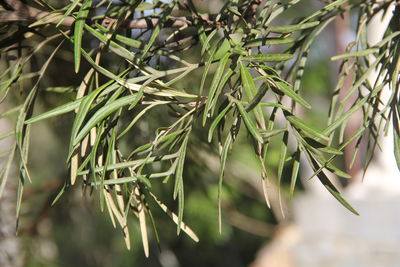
[[292, 191, 400, 267]]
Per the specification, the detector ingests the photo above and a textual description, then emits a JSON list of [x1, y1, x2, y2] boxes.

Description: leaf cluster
[[0, 0, 399, 256]]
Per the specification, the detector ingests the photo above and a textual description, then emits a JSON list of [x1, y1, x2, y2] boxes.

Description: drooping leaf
[[331, 48, 378, 61], [73, 93, 140, 146], [203, 53, 231, 125], [74, 0, 92, 73], [284, 111, 329, 141], [240, 62, 266, 128], [218, 134, 232, 233], [231, 98, 264, 144], [273, 81, 311, 109], [268, 21, 320, 33], [290, 149, 300, 196], [208, 102, 234, 142], [242, 54, 294, 62], [174, 131, 190, 235], [150, 192, 199, 242], [307, 152, 359, 215]]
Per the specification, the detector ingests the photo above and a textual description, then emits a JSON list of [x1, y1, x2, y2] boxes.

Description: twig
[[0, 0, 197, 28], [0, 0, 263, 29]]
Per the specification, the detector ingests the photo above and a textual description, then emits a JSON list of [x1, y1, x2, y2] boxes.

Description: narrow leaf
[[208, 102, 234, 142], [308, 153, 359, 215], [331, 48, 378, 61], [393, 127, 400, 170], [242, 54, 294, 62], [74, 0, 91, 73], [73, 93, 140, 146], [274, 81, 311, 109], [150, 193, 199, 242], [285, 111, 329, 141], [268, 21, 320, 33], [218, 134, 232, 233], [203, 53, 231, 125], [290, 149, 300, 196], [25, 99, 82, 124], [232, 98, 264, 144], [244, 37, 294, 48]]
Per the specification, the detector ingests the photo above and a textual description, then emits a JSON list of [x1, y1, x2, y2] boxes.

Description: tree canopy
[[0, 0, 399, 257]]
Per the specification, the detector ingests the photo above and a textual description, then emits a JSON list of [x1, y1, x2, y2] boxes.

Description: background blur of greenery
[[2, 0, 348, 266]]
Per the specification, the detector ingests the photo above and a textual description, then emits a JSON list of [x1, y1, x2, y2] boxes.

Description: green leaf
[[308, 153, 359, 215], [246, 84, 269, 112], [211, 67, 234, 116], [95, 23, 142, 49], [56, 0, 81, 28], [227, 6, 241, 16], [25, 99, 82, 124], [74, 0, 91, 73], [242, 53, 294, 62], [208, 102, 234, 142], [70, 80, 115, 150], [312, 152, 351, 179], [262, 0, 301, 26], [322, 78, 385, 136], [214, 39, 232, 60], [200, 29, 218, 56], [51, 184, 66, 206], [290, 149, 300, 196], [202, 53, 231, 125], [118, 101, 168, 139], [199, 46, 216, 96], [302, 137, 343, 155], [274, 81, 311, 109], [149, 192, 199, 242], [77, 48, 197, 98], [306, 127, 365, 181], [284, 111, 329, 141], [258, 102, 290, 111], [240, 62, 267, 130], [324, 185, 359, 215], [218, 133, 232, 233], [277, 131, 288, 217], [260, 128, 287, 141], [98, 130, 117, 211], [394, 125, 400, 171], [85, 24, 136, 62], [139, 5, 172, 61], [78, 153, 179, 175], [331, 48, 378, 61], [44, 86, 76, 93], [132, 130, 185, 155], [174, 132, 190, 235], [91, 176, 151, 187], [14, 41, 63, 215], [244, 37, 294, 48], [240, 62, 258, 99], [73, 93, 140, 146], [301, 0, 348, 23], [317, 146, 343, 155], [268, 21, 320, 33], [230, 97, 264, 144]]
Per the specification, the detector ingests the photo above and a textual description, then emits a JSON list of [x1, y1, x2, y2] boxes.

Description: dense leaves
[[0, 0, 399, 256]]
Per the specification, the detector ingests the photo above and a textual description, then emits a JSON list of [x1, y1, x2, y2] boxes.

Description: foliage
[[0, 0, 399, 257]]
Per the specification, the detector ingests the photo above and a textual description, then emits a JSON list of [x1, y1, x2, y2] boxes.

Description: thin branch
[[0, 0, 200, 28], [0, 0, 263, 29]]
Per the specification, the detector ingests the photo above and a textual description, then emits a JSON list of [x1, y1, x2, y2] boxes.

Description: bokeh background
[[1, 0, 399, 266]]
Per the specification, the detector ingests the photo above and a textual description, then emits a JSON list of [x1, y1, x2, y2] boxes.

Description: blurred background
[[1, 0, 399, 266]]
